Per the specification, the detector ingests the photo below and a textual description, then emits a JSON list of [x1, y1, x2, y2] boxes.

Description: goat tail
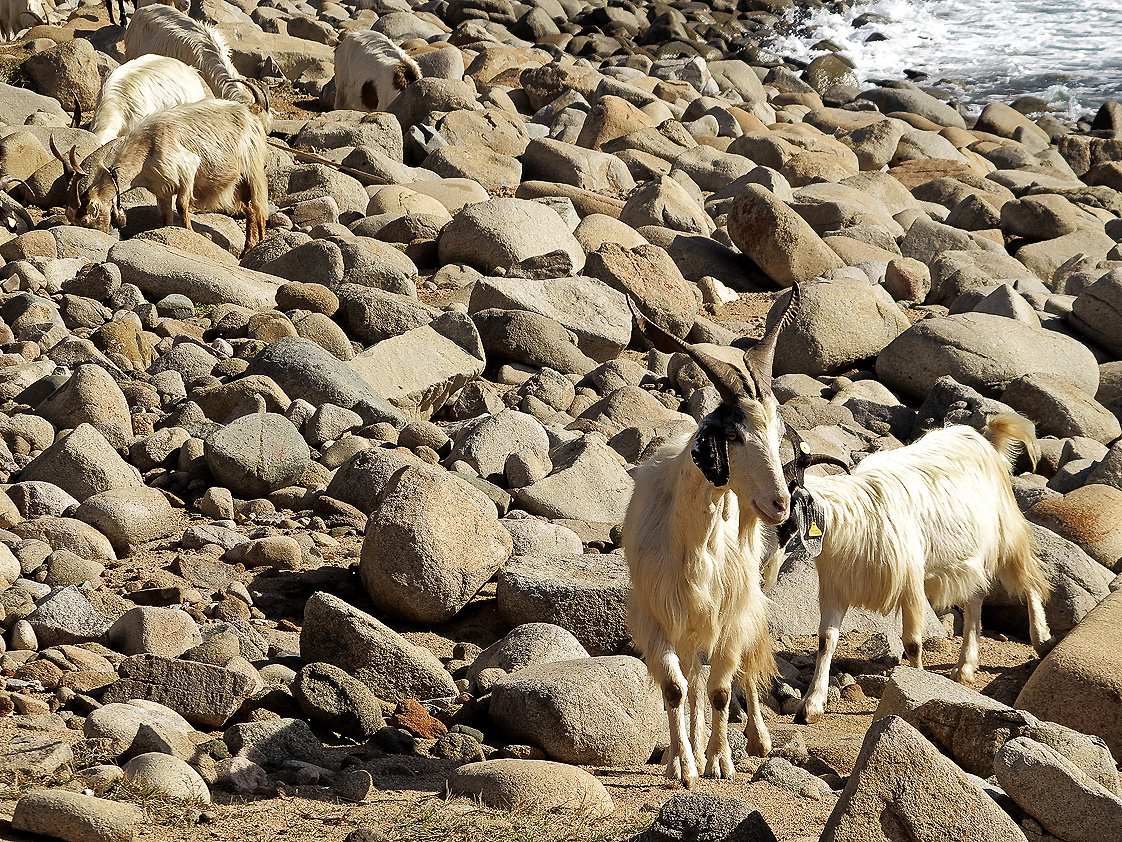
[[984, 412, 1040, 471]]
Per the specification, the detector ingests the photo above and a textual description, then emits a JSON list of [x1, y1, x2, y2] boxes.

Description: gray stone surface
[[488, 656, 665, 766], [821, 716, 1026, 842], [496, 554, 630, 655], [299, 591, 458, 702]]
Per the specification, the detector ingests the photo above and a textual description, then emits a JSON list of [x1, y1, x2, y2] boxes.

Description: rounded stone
[[122, 752, 211, 803], [204, 412, 311, 499]]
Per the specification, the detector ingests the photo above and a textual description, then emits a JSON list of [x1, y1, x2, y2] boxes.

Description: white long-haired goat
[[0, 0, 55, 41], [51, 94, 270, 253], [123, 5, 251, 105], [622, 288, 800, 789], [776, 412, 1055, 725], [87, 54, 211, 145], [333, 30, 421, 112]]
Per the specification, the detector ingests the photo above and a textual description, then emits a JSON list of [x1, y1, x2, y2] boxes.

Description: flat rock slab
[[0, 733, 74, 777], [347, 312, 485, 421], [100, 654, 255, 729], [496, 554, 630, 655], [109, 240, 281, 309]]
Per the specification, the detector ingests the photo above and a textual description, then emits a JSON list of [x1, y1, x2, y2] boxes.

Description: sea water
[[767, 0, 1122, 120]]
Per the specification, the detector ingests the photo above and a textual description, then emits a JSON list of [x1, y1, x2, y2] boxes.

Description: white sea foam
[[767, 0, 1122, 120]]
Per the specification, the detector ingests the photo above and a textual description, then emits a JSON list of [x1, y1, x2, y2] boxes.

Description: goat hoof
[[704, 753, 736, 780], [951, 666, 976, 685], [795, 705, 822, 725]]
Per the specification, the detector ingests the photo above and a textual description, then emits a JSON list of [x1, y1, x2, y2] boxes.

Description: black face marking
[[692, 404, 740, 487], [786, 487, 825, 558], [711, 690, 729, 711], [664, 683, 683, 708]]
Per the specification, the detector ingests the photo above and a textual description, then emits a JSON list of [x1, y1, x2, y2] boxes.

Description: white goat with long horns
[[622, 287, 800, 789], [778, 412, 1056, 725]]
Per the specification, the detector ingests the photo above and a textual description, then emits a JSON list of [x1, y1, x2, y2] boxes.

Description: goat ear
[[111, 205, 127, 228], [788, 487, 825, 558], [691, 411, 730, 487]]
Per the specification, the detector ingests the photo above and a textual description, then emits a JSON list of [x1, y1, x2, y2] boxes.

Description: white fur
[[91, 55, 211, 145], [333, 30, 421, 112], [622, 394, 787, 789], [123, 5, 249, 104], [787, 414, 1054, 724], [61, 98, 270, 253], [0, 0, 54, 41]]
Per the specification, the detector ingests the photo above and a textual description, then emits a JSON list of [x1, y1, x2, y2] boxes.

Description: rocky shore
[[0, 0, 1120, 840]]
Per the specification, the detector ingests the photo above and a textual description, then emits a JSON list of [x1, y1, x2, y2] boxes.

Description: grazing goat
[[123, 5, 251, 105], [0, 0, 55, 40], [781, 412, 1055, 725], [87, 54, 211, 145], [622, 288, 800, 789], [51, 94, 270, 253], [333, 30, 421, 112]]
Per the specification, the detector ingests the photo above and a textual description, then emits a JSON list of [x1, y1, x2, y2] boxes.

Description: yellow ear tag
[[807, 522, 822, 538]]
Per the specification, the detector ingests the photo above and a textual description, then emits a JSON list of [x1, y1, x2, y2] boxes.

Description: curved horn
[[628, 296, 751, 404], [235, 78, 269, 112], [743, 283, 802, 395], [0, 175, 35, 199], [67, 145, 87, 177], [49, 135, 71, 172], [71, 96, 82, 130]]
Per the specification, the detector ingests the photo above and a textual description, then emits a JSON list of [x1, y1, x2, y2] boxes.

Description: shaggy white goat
[[123, 5, 251, 105], [0, 0, 54, 40], [778, 412, 1055, 725], [333, 30, 421, 112], [52, 94, 270, 253], [107, 0, 190, 29], [622, 288, 800, 789], [88, 54, 211, 145]]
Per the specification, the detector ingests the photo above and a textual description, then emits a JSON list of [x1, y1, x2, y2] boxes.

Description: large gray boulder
[[995, 736, 1122, 842], [108, 239, 281, 308], [437, 197, 585, 275], [359, 463, 512, 624], [11, 790, 143, 842], [512, 435, 634, 522], [876, 313, 1100, 400], [1070, 269, 1122, 356], [467, 274, 631, 363], [773, 279, 910, 377], [19, 423, 143, 502], [204, 412, 310, 499], [488, 656, 665, 766], [821, 716, 1026, 842], [299, 591, 458, 702], [244, 337, 406, 427]]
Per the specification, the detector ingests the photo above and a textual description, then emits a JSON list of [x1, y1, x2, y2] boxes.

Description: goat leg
[[703, 655, 738, 779], [655, 648, 699, 789], [797, 601, 845, 725], [741, 675, 771, 758], [951, 592, 983, 684]]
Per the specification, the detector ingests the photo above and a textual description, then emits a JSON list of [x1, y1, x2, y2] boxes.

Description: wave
[[766, 0, 1122, 120]]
